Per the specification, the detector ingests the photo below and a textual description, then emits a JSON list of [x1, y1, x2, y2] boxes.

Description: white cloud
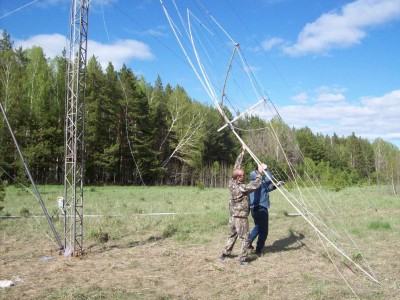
[[315, 85, 347, 95], [137, 25, 169, 38], [87, 39, 155, 69], [14, 34, 155, 70], [292, 92, 309, 103], [280, 89, 400, 146], [315, 93, 345, 103], [261, 37, 284, 51], [14, 34, 67, 58], [283, 0, 400, 56], [360, 90, 400, 107]]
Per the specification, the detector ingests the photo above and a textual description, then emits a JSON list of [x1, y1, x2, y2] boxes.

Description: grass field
[[1, 184, 399, 299]]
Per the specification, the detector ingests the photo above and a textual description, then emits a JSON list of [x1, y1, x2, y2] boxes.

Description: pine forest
[[0, 31, 399, 193]]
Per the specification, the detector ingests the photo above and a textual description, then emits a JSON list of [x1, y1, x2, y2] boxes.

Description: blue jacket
[[249, 170, 277, 209]]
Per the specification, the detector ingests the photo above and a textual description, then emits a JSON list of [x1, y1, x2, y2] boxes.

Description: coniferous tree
[[85, 56, 108, 182], [324, 133, 347, 170], [1, 32, 399, 188], [103, 62, 124, 183], [202, 106, 239, 165], [119, 65, 161, 184], [296, 127, 327, 163], [0, 30, 13, 52], [145, 76, 170, 169]]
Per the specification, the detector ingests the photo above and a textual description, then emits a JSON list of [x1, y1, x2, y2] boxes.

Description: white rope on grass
[[1, 212, 201, 218], [316, 230, 361, 300]]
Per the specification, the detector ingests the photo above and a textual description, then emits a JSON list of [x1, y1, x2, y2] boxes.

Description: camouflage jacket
[[228, 151, 262, 218]]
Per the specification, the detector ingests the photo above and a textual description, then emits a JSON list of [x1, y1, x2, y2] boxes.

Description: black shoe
[[255, 251, 262, 257], [220, 254, 228, 261]]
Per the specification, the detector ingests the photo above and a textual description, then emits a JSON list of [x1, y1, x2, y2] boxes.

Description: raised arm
[[233, 146, 246, 169], [239, 163, 265, 193]]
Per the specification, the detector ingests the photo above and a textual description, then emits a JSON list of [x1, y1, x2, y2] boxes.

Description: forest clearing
[[1, 3, 400, 299], [1, 185, 399, 299]]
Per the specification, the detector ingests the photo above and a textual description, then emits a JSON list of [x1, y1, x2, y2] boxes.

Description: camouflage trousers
[[222, 216, 250, 262]]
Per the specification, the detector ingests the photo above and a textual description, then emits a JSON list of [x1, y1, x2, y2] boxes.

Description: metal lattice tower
[[63, 0, 89, 256]]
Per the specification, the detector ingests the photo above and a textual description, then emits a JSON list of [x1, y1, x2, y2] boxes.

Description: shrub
[[0, 185, 5, 202], [196, 181, 205, 190]]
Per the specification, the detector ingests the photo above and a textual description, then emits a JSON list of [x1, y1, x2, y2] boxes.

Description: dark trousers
[[250, 206, 269, 253]]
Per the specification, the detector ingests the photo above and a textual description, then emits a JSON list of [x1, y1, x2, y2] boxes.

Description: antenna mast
[[63, 0, 89, 256]]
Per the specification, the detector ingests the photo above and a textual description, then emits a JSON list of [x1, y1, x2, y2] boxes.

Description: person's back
[[249, 170, 274, 209]]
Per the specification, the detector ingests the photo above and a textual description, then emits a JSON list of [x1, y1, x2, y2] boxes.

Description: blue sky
[[1, 0, 400, 148]]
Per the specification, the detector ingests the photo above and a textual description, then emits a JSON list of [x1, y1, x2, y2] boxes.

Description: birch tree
[[161, 86, 205, 168]]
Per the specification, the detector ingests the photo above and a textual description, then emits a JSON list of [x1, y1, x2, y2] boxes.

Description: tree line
[[0, 31, 399, 194]]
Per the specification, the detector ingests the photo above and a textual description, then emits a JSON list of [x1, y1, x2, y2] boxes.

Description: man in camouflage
[[220, 146, 265, 265]]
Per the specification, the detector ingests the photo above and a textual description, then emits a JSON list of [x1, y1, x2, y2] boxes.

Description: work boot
[[220, 254, 228, 261]]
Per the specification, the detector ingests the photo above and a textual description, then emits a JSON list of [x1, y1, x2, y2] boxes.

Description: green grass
[[1, 184, 400, 300], [0, 185, 229, 245], [1, 184, 399, 241], [368, 221, 391, 230]]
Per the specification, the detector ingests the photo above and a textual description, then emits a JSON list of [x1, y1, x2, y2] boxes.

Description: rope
[[316, 231, 361, 300], [160, 1, 380, 286], [0, 0, 39, 19], [0, 166, 60, 248], [258, 99, 380, 280]]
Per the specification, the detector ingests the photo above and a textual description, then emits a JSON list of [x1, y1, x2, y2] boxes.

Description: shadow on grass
[[86, 234, 173, 254], [264, 231, 306, 253]]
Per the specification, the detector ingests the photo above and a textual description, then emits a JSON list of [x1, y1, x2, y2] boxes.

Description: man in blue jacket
[[249, 168, 284, 255]]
